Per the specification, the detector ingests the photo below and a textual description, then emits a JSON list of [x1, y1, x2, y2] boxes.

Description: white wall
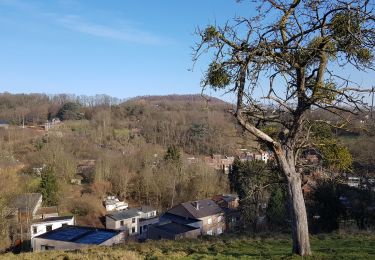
[[31, 217, 75, 248], [33, 232, 124, 252]]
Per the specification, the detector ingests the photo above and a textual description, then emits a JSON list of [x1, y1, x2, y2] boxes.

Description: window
[[46, 225, 52, 232], [132, 218, 136, 223], [150, 211, 155, 217], [120, 220, 124, 226], [207, 218, 212, 225], [33, 226, 37, 234], [217, 216, 222, 223], [217, 227, 223, 235], [41, 245, 55, 251], [207, 230, 213, 236], [62, 223, 68, 227], [140, 226, 142, 234], [132, 227, 136, 234]]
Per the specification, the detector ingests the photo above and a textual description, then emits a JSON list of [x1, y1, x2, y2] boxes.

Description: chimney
[[193, 201, 199, 210]]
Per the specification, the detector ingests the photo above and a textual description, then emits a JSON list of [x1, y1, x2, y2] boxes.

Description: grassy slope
[[2, 233, 374, 260]]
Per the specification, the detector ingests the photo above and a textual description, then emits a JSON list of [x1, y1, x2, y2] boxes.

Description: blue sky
[[0, 0, 252, 102], [0, 0, 373, 103]]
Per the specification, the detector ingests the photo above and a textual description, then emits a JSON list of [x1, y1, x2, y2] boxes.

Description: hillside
[[128, 94, 231, 105], [2, 233, 374, 260], [0, 93, 254, 243]]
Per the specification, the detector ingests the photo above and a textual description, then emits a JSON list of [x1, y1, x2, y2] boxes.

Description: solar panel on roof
[[44, 227, 88, 241], [38, 226, 120, 245], [75, 230, 116, 244]]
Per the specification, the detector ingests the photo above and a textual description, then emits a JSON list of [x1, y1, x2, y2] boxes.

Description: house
[[212, 194, 239, 209], [212, 194, 242, 232], [238, 150, 271, 164], [43, 118, 61, 131], [32, 165, 46, 176], [32, 225, 124, 252], [11, 193, 60, 221], [70, 176, 83, 185], [148, 221, 201, 240], [0, 120, 9, 129], [11, 193, 43, 221], [104, 196, 128, 211], [204, 155, 235, 174], [30, 216, 75, 247], [9, 193, 63, 250], [105, 206, 158, 239], [347, 177, 360, 188], [106, 209, 140, 236], [138, 206, 159, 239], [165, 199, 225, 236]]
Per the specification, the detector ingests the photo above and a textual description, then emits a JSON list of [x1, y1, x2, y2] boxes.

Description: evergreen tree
[[267, 186, 288, 229], [39, 165, 59, 206]]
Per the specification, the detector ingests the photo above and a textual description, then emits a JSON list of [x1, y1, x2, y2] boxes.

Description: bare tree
[[193, 0, 374, 256]]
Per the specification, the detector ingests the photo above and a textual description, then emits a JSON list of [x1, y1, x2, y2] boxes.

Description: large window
[[217, 227, 223, 234], [207, 229, 213, 236], [217, 216, 222, 223], [132, 218, 136, 223], [132, 227, 136, 234], [207, 218, 212, 225], [120, 220, 124, 226], [32, 226, 37, 234]]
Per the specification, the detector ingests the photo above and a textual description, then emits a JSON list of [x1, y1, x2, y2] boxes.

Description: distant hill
[[126, 94, 231, 106]]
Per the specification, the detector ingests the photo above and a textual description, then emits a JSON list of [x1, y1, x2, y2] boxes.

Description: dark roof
[[11, 193, 42, 213], [106, 208, 140, 221], [160, 213, 200, 225], [32, 216, 74, 224], [212, 194, 239, 209], [152, 221, 199, 235], [35, 225, 121, 245], [167, 199, 223, 219], [222, 194, 238, 203], [139, 205, 155, 213]]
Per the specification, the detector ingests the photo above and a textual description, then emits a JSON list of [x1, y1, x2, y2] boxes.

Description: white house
[[104, 196, 128, 211], [261, 152, 270, 163], [106, 206, 158, 239], [30, 216, 75, 249], [32, 225, 123, 252]]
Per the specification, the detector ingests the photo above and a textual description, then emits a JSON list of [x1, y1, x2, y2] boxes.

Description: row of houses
[[9, 193, 241, 252], [188, 150, 271, 174]]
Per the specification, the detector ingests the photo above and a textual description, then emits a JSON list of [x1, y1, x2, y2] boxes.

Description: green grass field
[[2, 233, 374, 260]]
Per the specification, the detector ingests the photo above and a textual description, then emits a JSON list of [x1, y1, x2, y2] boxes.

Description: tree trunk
[[235, 112, 311, 255], [274, 147, 311, 256], [286, 173, 311, 256]]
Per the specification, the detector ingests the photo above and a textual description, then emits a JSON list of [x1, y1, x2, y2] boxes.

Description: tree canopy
[[194, 0, 374, 256]]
